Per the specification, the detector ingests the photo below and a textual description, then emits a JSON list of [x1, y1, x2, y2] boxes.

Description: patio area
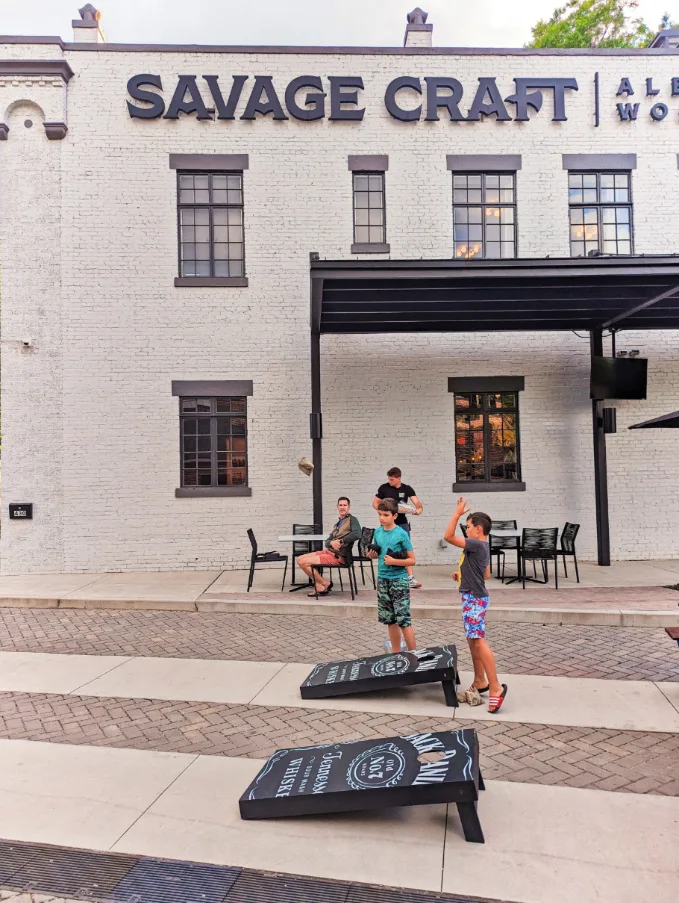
[[0, 559, 678, 626], [231, 557, 679, 594]]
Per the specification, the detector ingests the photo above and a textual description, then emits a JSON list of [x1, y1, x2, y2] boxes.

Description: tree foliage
[[527, 0, 662, 49]]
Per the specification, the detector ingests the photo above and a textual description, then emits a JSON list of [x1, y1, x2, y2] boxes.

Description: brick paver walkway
[[1, 609, 677, 681], [1, 690, 677, 796]]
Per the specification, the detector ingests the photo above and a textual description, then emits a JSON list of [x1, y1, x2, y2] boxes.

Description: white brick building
[[1, 7, 679, 575]]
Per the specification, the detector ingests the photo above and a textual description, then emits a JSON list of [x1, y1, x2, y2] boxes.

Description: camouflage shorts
[[377, 577, 412, 627]]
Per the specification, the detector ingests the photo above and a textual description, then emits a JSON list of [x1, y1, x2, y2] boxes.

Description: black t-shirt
[[375, 482, 416, 526]]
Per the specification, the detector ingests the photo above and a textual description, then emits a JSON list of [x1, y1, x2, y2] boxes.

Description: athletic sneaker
[[408, 575, 422, 589], [383, 641, 408, 651]]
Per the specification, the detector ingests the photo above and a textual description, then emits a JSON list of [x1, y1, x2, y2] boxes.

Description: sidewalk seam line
[[58, 575, 111, 598], [654, 681, 679, 716], [247, 661, 290, 705], [440, 802, 449, 893], [107, 753, 200, 852], [197, 570, 226, 599], [68, 656, 134, 695]]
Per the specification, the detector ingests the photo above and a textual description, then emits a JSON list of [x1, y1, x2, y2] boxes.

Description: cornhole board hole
[[299, 645, 459, 707], [239, 728, 485, 842]]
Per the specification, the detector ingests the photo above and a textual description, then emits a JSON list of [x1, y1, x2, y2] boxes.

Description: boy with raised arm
[[444, 498, 508, 714]]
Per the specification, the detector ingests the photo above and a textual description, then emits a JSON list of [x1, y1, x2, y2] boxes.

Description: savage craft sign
[[126, 73, 581, 121]]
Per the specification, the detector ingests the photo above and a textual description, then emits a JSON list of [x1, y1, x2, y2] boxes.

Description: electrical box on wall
[[9, 503, 33, 520]]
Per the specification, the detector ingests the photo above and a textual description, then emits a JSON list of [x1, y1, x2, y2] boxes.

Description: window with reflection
[[454, 392, 521, 485], [179, 397, 248, 487], [352, 172, 386, 244], [568, 172, 633, 257], [177, 172, 245, 277], [452, 173, 516, 260]]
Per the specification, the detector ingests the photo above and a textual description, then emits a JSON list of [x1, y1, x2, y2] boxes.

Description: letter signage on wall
[[126, 72, 679, 125]]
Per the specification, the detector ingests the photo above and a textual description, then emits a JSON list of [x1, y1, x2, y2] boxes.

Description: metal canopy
[[629, 410, 679, 429], [309, 254, 679, 567], [310, 256, 679, 335]]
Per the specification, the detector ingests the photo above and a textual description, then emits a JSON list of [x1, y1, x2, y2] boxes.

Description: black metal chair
[[506, 527, 559, 589], [353, 527, 377, 590], [291, 523, 321, 587], [320, 542, 358, 600], [490, 519, 519, 580], [247, 529, 288, 592], [557, 522, 581, 582]]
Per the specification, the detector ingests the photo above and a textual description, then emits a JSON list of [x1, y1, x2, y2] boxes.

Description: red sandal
[[488, 684, 508, 714]]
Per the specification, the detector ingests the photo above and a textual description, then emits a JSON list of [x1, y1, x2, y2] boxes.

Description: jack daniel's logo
[[242, 729, 477, 814], [303, 646, 455, 687]]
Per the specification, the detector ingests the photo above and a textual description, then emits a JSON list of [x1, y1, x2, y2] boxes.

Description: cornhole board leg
[[479, 769, 486, 791], [456, 800, 485, 843], [442, 677, 459, 708]]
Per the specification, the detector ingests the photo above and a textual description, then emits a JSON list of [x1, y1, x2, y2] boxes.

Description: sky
[[1, 0, 677, 47]]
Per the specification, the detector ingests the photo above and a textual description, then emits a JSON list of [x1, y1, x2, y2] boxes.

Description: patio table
[[278, 534, 326, 592], [488, 529, 522, 585]]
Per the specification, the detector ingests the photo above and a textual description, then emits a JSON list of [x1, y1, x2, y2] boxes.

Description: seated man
[[297, 497, 361, 596]]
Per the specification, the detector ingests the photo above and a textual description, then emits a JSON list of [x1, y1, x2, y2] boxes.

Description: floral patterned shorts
[[461, 592, 490, 639]]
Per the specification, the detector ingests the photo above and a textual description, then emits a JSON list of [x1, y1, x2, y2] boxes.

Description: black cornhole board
[[239, 728, 485, 842], [299, 645, 459, 707]]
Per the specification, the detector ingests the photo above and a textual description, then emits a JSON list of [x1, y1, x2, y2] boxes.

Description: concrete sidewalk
[[0, 561, 678, 626], [0, 738, 677, 903], [1, 650, 677, 732]]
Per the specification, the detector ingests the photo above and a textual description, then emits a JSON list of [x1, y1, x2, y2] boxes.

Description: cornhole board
[[299, 645, 459, 707], [239, 728, 485, 842], [666, 626, 679, 648]]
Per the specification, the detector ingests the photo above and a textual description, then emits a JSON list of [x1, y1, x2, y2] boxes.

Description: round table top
[[278, 534, 326, 542]]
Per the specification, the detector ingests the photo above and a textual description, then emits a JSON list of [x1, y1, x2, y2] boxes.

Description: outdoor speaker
[[603, 407, 617, 434]]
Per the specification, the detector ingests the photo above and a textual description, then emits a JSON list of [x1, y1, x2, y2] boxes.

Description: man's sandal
[[488, 684, 508, 714], [308, 581, 333, 597]]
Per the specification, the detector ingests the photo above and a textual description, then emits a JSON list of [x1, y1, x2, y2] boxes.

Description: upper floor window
[[453, 173, 516, 260], [352, 172, 386, 246], [179, 396, 248, 488], [568, 172, 632, 258], [177, 172, 245, 278]]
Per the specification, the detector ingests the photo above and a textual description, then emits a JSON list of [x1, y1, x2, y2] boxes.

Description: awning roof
[[629, 410, 679, 429], [310, 256, 679, 335]]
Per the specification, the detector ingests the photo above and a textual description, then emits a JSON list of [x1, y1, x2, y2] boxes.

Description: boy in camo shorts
[[367, 498, 417, 652]]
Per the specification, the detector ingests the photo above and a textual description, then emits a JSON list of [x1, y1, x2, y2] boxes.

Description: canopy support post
[[310, 330, 323, 532], [591, 328, 611, 566]]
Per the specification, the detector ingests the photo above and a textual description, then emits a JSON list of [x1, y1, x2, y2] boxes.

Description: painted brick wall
[[1, 40, 679, 573]]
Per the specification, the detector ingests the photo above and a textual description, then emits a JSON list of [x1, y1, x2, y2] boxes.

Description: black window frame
[[176, 170, 246, 279], [568, 170, 634, 258], [452, 171, 517, 260], [179, 396, 248, 490], [453, 391, 525, 492], [352, 171, 387, 246]]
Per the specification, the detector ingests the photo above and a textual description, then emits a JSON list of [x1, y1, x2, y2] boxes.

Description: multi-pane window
[[453, 173, 516, 259], [352, 172, 386, 244], [568, 172, 633, 257], [177, 172, 245, 277], [454, 393, 521, 485], [180, 397, 247, 488]]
